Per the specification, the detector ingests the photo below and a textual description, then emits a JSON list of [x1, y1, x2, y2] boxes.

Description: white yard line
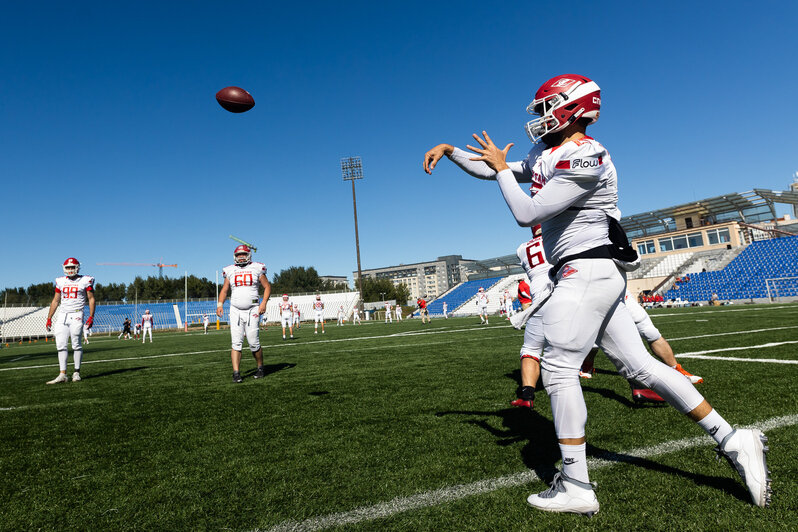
[[650, 305, 796, 318], [669, 325, 798, 342], [262, 414, 798, 532], [0, 398, 105, 412], [675, 341, 798, 363]]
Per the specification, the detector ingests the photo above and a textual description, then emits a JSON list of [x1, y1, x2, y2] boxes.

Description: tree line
[[1, 266, 407, 306]]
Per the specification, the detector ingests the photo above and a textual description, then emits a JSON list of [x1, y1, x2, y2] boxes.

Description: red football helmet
[[525, 74, 601, 144], [63, 257, 80, 276], [234, 245, 251, 265]]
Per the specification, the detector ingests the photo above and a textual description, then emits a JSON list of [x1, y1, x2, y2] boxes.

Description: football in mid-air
[[215, 86, 255, 113]]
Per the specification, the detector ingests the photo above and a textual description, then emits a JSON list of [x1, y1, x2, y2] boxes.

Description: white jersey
[[279, 301, 293, 317], [516, 236, 551, 288], [313, 300, 324, 312], [142, 313, 154, 328], [385, 303, 392, 313], [203, 316, 209, 325], [450, 137, 618, 265], [223, 261, 267, 310], [55, 275, 94, 313], [476, 293, 489, 307]]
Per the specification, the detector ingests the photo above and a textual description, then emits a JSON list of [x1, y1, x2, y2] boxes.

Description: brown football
[[215, 86, 255, 113]]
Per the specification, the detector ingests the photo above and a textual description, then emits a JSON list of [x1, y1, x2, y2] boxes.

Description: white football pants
[[142, 324, 153, 343], [230, 306, 261, 352], [54, 311, 83, 371], [540, 259, 705, 440]]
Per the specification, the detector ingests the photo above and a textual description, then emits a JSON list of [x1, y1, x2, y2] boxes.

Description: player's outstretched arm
[[423, 144, 454, 174], [425, 138, 531, 182], [217, 278, 230, 317], [258, 276, 271, 315]]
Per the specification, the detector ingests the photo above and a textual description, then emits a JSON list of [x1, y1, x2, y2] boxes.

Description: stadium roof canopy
[[465, 254, 524, 277], [621, 188, 798, 238]]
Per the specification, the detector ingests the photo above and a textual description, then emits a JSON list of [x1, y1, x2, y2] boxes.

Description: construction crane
[[229, 235, 258, 252], [97, 259, 178, 278]]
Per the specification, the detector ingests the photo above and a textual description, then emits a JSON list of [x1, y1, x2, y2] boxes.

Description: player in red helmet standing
[[217, 245, 271, 383], [45, 258, 96, 384], [424, 74, 770, 514]]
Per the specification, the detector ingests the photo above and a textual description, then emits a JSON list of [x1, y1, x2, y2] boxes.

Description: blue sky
[[2, 1, 796, 290]]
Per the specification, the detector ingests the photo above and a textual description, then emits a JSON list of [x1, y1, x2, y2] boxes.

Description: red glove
[[46, 318, 52, 332], [86, 316, 94, 329]]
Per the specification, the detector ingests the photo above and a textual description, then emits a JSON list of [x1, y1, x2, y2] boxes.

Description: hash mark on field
[[263, 414, 798, 532]]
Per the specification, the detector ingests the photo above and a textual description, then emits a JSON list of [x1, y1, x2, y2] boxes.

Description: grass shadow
[[243, 362, 296, 378], [82, 366, 148, 379], [586, 442, 750, 503]]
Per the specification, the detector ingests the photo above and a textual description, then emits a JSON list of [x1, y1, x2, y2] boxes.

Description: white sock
[[73, 350, 82, 371], [58, 350, 68, 371], [697, 409, 733, 444], [559, 443, 589, 484]]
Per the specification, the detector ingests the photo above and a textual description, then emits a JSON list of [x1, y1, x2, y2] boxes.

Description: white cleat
[[527, 472, 599, 517], [717, 428, 771, 507], [46, 373, 68, 385], [72, 371, 81, 382]]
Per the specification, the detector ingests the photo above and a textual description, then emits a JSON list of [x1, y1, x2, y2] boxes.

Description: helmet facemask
[[63, 258, 80, 277]]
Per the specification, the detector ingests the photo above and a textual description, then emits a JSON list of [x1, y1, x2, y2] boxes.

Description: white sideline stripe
[[0, 325, 509, 372], [0, 398, 105, 412], [677, 354, 798, 364], [263, 414, 798, 532], [651, 305, 795, 318], [669, 325, 798, 342], [679, 340, 798, 355]]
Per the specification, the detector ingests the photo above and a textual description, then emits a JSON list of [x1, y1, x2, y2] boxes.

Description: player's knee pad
[[631, 358, 704, 414], [541, 366, 587, 438], [249, 343, 261, 353]]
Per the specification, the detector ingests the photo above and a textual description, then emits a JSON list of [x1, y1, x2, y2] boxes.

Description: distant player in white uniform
[[141, 310, 154, 343], [134, 322, 141, 339], [337, 305, 345, 325], [293, 304, 301, 329], [217, 245, 271, 383], [312, 294, 325, 334], [203, 313, 210, 334], [442, 301, 448, 318], [278, 294, 294, 340], [503, 289, 515, 318], [45, 258, 95, 384], [352, 306, 362, 324], [424, 73, 769, 512], [395, 304, 403, 321], [475, 287, 489, 324], [384, 302, 393, 323]]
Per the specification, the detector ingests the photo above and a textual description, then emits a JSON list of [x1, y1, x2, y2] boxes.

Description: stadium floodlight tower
[[341, 156, 364, 311]]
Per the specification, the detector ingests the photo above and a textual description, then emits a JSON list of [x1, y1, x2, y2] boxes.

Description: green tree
[[271, 266, 323, 295], [358, 277, 409, 304]]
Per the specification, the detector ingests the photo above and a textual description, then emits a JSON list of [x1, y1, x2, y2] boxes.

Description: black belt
[[551, 245, 614, 277]]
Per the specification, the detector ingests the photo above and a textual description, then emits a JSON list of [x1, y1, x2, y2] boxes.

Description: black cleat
[[253, 366, 266, 379], [232, 371, 243, 384]]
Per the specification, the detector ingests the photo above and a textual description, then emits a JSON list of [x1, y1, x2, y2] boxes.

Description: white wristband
[[217, 302, 224, 307]]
